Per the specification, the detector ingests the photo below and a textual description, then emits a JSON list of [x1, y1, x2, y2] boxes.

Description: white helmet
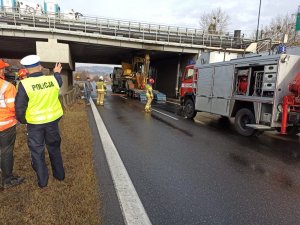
[[99, 76, 104, 80]]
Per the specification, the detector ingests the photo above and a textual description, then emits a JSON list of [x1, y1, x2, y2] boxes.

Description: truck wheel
[[184, 99, 197, 119], [234, 108, 256, 136]]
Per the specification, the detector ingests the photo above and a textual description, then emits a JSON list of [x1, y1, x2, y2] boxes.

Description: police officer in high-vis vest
[[0, 59, 24, 189], [96, 76, 106, 106], [15, 55, 65, 188]]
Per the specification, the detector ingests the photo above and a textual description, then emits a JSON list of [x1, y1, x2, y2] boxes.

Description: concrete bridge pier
[[36, 39, 74, 94], [60, 69, 74, 93]]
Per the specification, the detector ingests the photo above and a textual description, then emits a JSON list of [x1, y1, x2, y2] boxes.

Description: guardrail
[[60, 85, 81, 109], [0, 7, 253, 49]]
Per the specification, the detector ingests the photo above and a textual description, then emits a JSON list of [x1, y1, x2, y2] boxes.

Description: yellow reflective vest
[[96, 81, 106, 92], [21, 75, 63, 124]]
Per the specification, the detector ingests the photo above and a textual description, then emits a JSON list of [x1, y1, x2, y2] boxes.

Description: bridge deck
[[0, 8, 253, 50]]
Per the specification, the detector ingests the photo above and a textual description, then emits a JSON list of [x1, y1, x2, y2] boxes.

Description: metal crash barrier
[[0, 7, 253, 49], [59, 85, 81, 109]]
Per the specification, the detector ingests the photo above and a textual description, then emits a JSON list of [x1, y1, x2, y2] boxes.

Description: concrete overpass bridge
[[0, 8, 254, 96]]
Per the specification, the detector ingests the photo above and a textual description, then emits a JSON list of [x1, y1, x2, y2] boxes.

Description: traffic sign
[[296, 13, 300, 31]]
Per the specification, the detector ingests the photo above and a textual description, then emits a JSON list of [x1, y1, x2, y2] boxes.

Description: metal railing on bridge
[[0, 7, 253, 49]]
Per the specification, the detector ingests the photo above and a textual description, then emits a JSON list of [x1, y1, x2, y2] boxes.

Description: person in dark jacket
[[84, 77, 93, 105], [15, 55, 65, 188]]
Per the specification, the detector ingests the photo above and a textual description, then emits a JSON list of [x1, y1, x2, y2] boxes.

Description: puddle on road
[[150, 113, 193, 137], [229, 153, 295, 189], [153, 103, 184, 117]]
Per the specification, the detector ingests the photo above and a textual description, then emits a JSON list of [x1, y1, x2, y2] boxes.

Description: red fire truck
[[180, 54, 300, 136]]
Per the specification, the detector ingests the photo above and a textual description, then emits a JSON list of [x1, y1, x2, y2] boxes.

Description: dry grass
[[0, 101, 101, 225]]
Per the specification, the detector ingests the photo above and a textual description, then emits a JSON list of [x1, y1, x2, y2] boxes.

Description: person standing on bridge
[[0, 59, 24, 189], [145, 78, 154, 113], [96, 76, 106, 106], [15, 55, 65, 188]]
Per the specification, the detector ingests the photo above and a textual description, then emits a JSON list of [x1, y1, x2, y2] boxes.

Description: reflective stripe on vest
[[0, 119, 14, 126], [0, 80, 17, 131], [21, 75, 63, 124], [6, 98, 15, 103], [0, 99, 5, 108], [0, 80, 9, 108], [0, 80, 9, 93]]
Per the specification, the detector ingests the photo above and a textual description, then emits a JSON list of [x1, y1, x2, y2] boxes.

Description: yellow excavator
[[131, 54, 150, 89], [111, 53, 166, 102], [112, 54, 149, 93]]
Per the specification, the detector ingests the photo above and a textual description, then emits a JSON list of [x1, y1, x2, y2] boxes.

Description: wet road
[[92, 93, 300, 225]]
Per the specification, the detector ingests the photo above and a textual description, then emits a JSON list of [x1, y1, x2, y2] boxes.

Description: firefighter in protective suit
[[16, 69, 28, 90], [145, 78, 154, 113], [96, 76, 106, 106], [18, 69, 28, 80]]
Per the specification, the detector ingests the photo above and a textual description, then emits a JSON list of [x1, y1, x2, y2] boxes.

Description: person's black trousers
[[27, 120, 65, 187], [0, 125, 16, 182]]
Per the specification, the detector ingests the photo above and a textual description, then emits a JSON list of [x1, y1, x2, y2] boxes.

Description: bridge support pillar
[[36, 39, 74, 94]]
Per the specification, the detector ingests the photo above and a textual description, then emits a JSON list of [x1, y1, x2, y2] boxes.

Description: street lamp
[[256, 0, 262, 41]]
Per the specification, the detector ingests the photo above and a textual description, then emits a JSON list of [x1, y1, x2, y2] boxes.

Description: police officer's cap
[[20, 55, 41, 68]]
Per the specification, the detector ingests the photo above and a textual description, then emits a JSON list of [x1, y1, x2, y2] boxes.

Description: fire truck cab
[[180, 54, 300, 136]]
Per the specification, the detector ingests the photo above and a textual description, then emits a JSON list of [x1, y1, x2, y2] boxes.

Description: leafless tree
[[260, 13, 298, 45], [199, 8, 230, 35]]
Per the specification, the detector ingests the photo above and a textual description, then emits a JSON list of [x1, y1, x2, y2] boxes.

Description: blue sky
[[55, 0, 299, 37]]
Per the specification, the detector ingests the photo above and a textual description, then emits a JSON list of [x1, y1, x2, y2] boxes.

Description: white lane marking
[[120, 96, 128, 100], [152, 109, 179, 121], [166, 100, 180, 106], [90, 99, 152, 225]]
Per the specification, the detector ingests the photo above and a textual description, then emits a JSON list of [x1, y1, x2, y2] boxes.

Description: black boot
[[4, 176, 24, 189]]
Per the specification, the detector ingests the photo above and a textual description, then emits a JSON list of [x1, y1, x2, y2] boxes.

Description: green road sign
[[296, 13, 300, 31]]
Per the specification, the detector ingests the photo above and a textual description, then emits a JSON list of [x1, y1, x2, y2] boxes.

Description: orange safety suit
[[0, 79, 17, 131]]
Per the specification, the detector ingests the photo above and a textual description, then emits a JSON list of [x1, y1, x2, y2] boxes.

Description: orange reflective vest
[[0, 79, 17, 131]]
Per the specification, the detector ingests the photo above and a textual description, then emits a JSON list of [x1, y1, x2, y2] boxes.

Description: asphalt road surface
[[89, 93, 300, 225]]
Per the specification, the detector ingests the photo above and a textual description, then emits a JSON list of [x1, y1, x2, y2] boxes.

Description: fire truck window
[[185, 69, 194, 79]]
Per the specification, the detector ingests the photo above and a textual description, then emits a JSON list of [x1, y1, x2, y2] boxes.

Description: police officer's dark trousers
[[0, 125, 16, 183], [27, 120, 65, 187]]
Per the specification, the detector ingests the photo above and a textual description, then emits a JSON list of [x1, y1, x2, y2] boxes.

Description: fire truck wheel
[[184, 99, 197, 119], [235, 108, 256, 136]]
